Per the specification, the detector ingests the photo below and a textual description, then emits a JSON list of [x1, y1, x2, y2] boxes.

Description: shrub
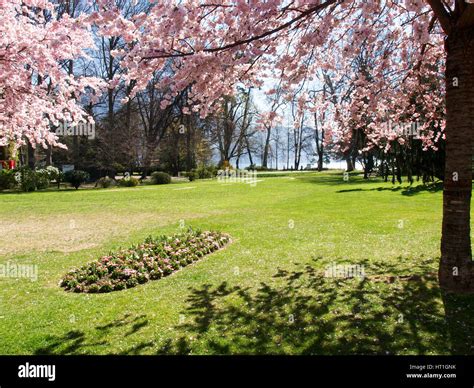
[[12, 166, 64, 191], [60, 229, 232, 293], [44, 166, 60, 180], [35, 175, 50, 190], [64, 170, 90, 189], [95, 176, 116, 188], [45, 166, 64, 188], [118, 177, 139, 187], [187, 171, 196, 181], [0, 169, 16, 191], [193, 164, 217, 179], [8, 167, 60, 192], [151, 171, 171, 185], [139, 178, 153, 185], [111, 163, 126, 174], [14, 167, 37, 192], [34, 169, 52, 190]]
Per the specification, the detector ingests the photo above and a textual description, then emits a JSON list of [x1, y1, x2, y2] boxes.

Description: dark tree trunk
[[262, 126, 272, 168], [396, 154, 402, 184], [45, 145, 52, 167], [185, 117, 194, 171], [246, 136, 254, 167], [439, 28, 474, 292], [363, 153, 374, 179], [141, 141, 155, 179], [345, 156, 354, 172], [27, 142, 35, 169], [317, 151, 324, 171], [314, 112, 324, 171]]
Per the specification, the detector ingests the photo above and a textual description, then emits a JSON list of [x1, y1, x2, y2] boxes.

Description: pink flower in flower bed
[[60, 230, 231, 293]]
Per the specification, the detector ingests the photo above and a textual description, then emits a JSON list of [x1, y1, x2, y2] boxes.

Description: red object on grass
[[8, 160, 15, 169]]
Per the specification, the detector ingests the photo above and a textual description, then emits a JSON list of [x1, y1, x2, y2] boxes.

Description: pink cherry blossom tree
[[0, 0, 102, 155], [105, 0, 474, 293], [3, 0, 474, 292]]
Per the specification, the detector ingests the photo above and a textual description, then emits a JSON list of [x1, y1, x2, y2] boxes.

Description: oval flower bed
[[60, 229, 231, 293]]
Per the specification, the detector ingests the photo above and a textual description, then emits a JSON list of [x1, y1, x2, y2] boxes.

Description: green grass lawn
[[0, 171, 473, 355]]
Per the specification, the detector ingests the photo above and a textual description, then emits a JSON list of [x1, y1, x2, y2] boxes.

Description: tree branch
[[143, 0, 337, 60], [427, 0, 452, 34]]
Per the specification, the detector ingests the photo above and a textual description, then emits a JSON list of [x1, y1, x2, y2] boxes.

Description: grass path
[[0, 171, 472, 354]]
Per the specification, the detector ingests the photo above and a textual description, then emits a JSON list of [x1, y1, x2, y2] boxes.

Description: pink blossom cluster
[[2, 0, 447, 155], [0, 0, 103, 151]]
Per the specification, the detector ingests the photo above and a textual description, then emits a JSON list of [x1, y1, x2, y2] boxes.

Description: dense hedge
[[0, 166, 63, 192], [118, 177, 139, 187], [64, 170, 90, 189], [0, 169, 16, 190], [60, 229, 231, 293], [151, 171, 171, 185]]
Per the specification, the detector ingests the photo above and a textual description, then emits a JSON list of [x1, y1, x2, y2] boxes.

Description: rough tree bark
[[439, 27, 474, 292]]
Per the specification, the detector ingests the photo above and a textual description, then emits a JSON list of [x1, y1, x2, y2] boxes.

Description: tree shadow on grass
[[163, 260, 474, 355], [34, 313, 150, 355], [298, 172, 443, 197], [32, 259, 474, 355], [441, 291, 474, 354], [302, 172, 378, 187], [336, 181, 443, 196], [33, 330, 104, 355]]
